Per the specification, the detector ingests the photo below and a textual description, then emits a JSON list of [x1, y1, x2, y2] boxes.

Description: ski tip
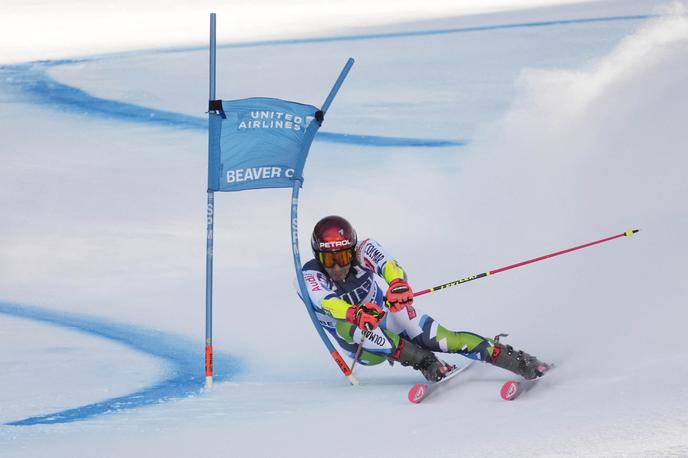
[[408, 383, 428, 404], [500, 380, 521, 401]]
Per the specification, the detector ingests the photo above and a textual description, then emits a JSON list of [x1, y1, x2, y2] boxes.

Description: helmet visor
[[317, 249, 354, 268]]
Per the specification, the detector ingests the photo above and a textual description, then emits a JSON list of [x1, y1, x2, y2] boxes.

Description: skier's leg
[[386, 309, 548, 379], [329, 319, 448, 380], [415, 318, 550, 378], [489, 338, 550, 380], [413, 318, 494, 361], [417, 320, 549, 379], [389, 338, 452, 382], [383, 306, 491, 359], [329, 320, 398, 366]]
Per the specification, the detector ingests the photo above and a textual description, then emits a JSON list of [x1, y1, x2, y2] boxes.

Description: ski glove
[[346, 303, 385, 331], [385, 278, 414, 312]]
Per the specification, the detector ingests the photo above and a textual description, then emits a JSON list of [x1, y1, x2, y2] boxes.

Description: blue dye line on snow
[[0, 14, 652, 149], [1, 62, 203, 131], [98, 14, 655, 58], [0, 62, 464, 148], [215, 14, 655, 49], [0, 302, 242, 426]]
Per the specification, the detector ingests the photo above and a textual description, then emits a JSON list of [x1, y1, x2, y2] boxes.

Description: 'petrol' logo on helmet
[[319, 240, 352, 249]]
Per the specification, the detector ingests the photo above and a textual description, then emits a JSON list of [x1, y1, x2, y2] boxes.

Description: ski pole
[[414, 229, 639, 298], [350, 313, 384, 372], [350, 332, 366, 372]]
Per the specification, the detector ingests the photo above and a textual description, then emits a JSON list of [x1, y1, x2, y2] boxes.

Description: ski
[[408, 362, 473, 404], [500, 364, 554, 401]]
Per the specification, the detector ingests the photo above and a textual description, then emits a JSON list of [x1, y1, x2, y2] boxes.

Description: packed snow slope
[[1, 1, 687, 456]]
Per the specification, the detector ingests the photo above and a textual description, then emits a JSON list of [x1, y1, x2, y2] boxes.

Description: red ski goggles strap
[[318, 249, 354, 268]]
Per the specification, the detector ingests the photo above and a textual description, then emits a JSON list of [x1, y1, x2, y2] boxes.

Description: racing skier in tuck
[[301, 215, 549, 382]]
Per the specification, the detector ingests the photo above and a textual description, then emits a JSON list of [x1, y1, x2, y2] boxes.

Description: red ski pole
[[414, 229, 639, 298]]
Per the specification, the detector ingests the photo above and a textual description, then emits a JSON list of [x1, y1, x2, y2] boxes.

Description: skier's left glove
[[346, 303, 385, 331], [385, 278, 414, 312]]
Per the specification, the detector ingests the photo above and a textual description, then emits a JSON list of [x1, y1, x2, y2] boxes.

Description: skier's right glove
[[346, 303, 385, 331]]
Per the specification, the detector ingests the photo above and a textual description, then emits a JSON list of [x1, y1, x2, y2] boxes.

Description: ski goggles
[[317, 248, 354, 268]]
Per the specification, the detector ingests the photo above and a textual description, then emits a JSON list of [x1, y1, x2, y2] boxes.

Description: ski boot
[[390, 339, 452, 382], [489, 334, 550, 380]]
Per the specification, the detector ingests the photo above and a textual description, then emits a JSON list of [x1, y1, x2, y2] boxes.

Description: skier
[[301, 215, 550, 383]]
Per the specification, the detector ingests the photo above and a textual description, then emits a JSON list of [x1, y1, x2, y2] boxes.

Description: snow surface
[[1, 0, 688, 456]]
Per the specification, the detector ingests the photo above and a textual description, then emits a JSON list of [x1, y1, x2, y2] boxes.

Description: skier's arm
[[301, 265, 383, 325], [356, 239, 414, 311], [355, 238, 408, 283], [302, 265, 352, 319], [322, 297, 353, 320]]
